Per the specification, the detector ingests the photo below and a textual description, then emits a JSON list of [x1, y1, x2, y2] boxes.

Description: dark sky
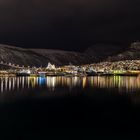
[[0, 0, 140, 51]]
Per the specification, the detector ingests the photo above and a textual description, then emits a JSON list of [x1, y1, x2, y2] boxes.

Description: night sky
[[0, 0, 140, 51]]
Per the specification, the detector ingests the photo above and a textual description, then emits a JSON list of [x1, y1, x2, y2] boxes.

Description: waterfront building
[[46, 62, 56, 70]]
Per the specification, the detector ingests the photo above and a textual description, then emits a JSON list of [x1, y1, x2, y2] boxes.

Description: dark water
[[0, 76, 140, 138]]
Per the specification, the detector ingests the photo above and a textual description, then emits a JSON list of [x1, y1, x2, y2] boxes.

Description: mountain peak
[[0, 44, 94, 67], [130, 42, 140, 50]]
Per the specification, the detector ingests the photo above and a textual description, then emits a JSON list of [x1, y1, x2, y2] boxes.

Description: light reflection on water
[[1, 76, 140, 93]]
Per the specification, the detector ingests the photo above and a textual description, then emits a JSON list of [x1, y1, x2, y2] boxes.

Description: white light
[[27, 70, 31, 74]]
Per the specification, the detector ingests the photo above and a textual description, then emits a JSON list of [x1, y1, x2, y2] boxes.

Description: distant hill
[[106, 42, 140, 61], [0, 44, 94, 67], [85, 43, 125, 62], [0, 42, 140, 68]]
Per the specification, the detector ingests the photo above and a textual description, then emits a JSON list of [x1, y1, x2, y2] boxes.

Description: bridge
[[0, 61, 24, 69]]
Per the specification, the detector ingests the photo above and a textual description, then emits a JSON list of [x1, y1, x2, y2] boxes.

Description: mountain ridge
[[1, 42, 140, 68], [105, 42, 140, 62], [85, 43, 126, 61], [0, 44, 94, 67]]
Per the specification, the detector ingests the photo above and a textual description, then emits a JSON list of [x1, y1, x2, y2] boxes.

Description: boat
[[114, 73, 139, 76], [65, 73, 76, 77], [86, 71, 97, 76], [16, 70, 31, 76], [16, 73, 30, 76], [38, 72, 46, 77], [30, 74, 38, 77], [46, 72, 66, 76], [98, 73, 114, 76], [77, 73, 87, 77]]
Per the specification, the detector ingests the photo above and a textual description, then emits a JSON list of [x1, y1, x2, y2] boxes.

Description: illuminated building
[[46, 62, 56, 70]]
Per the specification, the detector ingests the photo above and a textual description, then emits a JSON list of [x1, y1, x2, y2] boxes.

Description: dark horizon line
[[0, 40, 137, 52]]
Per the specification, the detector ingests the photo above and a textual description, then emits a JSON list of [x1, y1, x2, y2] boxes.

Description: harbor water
[[0, 76, 140, 138]]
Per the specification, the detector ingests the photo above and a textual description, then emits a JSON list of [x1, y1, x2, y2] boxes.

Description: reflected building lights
[[21, 77, 23, 89], [12, 78, 15, 90], [0, 79, 3, 93], [9, 78, 11, 91], [27, 77, 30, 88], [1, 76, 140, 93], [82, 77, 87, 88], [52, 77, 55, 87], [5, 78, 8, 91], [17, 78, 19, 90]]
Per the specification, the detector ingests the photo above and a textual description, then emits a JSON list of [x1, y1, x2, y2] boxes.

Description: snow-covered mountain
[[0, 44, 93, 67]]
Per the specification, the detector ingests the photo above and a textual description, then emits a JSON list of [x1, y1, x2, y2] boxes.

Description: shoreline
[[0, 73, 139, 77]]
